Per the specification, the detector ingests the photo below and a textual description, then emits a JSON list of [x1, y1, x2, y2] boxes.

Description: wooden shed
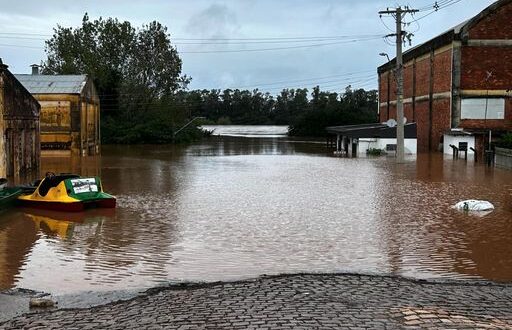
[[0, 60, 40, 178], [15, 70, 100, 156]]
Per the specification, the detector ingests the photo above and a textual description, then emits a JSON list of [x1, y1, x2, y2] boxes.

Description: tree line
[[175, 86, 378, 136], [42, 14, 378, 143]]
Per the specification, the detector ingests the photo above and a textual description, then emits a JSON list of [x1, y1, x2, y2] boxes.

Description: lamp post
[[379, 52, 391, 62], [484, 71, 493, 165]]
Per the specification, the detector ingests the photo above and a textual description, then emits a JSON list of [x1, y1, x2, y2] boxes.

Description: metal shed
[[15, 69, 100, 156], [0, 60, 40, 178]]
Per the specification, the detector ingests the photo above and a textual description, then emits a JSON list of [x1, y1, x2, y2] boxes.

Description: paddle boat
[[18, 173, 116, 212], [0, 178, 23, 210]]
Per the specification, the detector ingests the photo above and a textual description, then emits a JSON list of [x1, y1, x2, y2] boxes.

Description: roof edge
[[459, 0, 512, 38], [378, 0, 511, 74]]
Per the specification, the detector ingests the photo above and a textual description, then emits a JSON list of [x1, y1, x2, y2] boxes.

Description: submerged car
[[18, 173, 116, 212]]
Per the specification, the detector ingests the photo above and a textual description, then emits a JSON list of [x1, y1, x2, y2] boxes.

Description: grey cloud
[[185, 4, 240, 38]]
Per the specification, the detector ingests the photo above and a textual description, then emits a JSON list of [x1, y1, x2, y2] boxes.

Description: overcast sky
[[0, 0, 496, 94]]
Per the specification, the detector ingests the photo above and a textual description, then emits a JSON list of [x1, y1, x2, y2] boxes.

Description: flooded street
[[1, 126, 512, 295]]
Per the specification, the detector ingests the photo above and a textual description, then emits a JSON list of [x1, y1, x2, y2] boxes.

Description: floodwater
[[1, 125, 512, 295]]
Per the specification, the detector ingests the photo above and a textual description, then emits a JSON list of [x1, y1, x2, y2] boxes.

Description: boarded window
[[461, 98, 505, 120], [39, 101, 72, 129]]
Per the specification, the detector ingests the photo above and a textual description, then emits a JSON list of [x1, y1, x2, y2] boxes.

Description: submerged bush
[[496, 132, 512, 149], [366, 148, 384, 156]]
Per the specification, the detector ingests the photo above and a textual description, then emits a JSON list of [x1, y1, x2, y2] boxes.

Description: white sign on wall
[[71, 178, 99, 194]]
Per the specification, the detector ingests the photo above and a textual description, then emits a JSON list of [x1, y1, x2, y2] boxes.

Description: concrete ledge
[[496, 147, 512, 169]]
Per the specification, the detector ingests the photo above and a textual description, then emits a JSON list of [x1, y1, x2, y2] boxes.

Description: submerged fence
[[496, 147, 512, 170]]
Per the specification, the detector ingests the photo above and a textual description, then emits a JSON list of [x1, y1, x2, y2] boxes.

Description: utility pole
[[379, 7, 418, 163]]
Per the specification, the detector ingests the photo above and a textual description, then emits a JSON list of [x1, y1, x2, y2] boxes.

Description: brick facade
[[378, 0, 512, 153], [379, 47, 452, 153]]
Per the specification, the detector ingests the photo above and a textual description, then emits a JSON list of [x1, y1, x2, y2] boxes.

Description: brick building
[[378, 0, 512, 156]]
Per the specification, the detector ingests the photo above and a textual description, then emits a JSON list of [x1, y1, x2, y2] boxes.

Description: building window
[[461, 98, 505, 120]]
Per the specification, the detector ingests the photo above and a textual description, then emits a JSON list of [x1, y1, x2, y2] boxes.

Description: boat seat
[[38, 174, 80, 197]]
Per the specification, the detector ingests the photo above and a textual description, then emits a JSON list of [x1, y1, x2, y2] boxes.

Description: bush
[[366, 148, 384, 156], [216, 116, 232, 125], [495, 132, 512, 149]]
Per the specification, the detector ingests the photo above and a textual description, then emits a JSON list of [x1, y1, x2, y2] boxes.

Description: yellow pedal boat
[[18, 173, 116, 212]]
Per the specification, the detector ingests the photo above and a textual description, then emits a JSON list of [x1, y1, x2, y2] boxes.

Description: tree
[[43, 14, 191, 143]]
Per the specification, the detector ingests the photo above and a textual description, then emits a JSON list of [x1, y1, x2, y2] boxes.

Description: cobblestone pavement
[[2, 273, 512, 329]]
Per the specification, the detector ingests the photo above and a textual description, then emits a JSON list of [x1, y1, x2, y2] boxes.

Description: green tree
[[43, 13, 191, 143]]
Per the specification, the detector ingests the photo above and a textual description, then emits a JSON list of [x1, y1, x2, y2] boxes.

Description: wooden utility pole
[[379, 7, 418, 163]]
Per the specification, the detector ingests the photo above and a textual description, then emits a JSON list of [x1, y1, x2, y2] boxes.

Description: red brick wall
[[460, 47, 512, 90], [468, 3, 512, 39], [388, 104, 397, 122], [404, 103, 414, 123], [377, 47, 453, 152], [432, 50, 452, 93], [379, 72, 387, 103], [431, 99, 452, 150], [415, 101, 430, 152], [414, 56, 431, 97], [379, 105, 387, 122], [403, 63, 414, 99]]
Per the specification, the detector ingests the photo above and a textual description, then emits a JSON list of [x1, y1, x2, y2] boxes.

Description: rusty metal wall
[[0, 68, 40, 178], [34, 77, 100, 156]]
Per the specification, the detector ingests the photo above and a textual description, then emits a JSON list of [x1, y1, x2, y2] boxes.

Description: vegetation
[[175, 86, 378, 137], [43, 14, 194, 143], [43, 15, 378, 143], [495, 132, 512, 149], [366, 148, 385, 156]]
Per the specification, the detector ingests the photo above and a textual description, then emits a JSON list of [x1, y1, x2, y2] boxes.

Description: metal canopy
[[326, 123, 417, 139]]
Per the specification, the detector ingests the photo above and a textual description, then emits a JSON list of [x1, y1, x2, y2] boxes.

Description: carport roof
[[326, 122, 417, 139]]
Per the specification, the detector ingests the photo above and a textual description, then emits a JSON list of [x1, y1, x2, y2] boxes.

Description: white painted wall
[[443, 134, 475, 155], [358, 138, 417, 154]]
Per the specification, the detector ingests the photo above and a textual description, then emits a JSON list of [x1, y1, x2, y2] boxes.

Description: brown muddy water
[[1, 127, 512, 295]]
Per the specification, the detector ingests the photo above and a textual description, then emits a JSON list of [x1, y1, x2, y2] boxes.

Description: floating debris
[[29, 298, 56, 308], [453, 200, 494, 212]]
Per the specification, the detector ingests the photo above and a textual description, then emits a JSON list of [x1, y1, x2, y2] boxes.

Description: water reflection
[[23, 209, 110, 240], [1, 132, 512, 295]]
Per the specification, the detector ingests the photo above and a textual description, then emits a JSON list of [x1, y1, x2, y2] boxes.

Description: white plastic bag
[[453, 200, 494, 212]]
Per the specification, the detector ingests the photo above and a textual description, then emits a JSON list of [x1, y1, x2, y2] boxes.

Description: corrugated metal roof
[[326, 123, 417, 139], [14, 74, 88, 94]]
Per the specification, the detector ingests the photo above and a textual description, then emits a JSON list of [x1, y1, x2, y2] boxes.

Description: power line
[[406, 0, 466, 23], [233, 70, 376, 89], [0, 43, 42, 50], [96, 74, 377, 100], [0, 34, 385, 45], [0, 31, 383, 39], [0, 36, 383, 53], [416, 0, 461, 12], [178, 37, 382, 54]]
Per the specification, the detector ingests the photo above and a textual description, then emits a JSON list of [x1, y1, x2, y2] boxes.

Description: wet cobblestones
[[2, 273, 512, 329]]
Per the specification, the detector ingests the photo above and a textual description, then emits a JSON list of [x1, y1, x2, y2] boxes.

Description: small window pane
[[461, 98, 505, 119]]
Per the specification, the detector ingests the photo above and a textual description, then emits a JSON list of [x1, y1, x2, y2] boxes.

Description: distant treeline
[[177, 86, 378, 137], [43, 14, 378, 143]]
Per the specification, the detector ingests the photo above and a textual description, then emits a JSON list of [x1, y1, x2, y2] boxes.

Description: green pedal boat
[[18, 173, 116, 212], [0, 182, 23, 210]]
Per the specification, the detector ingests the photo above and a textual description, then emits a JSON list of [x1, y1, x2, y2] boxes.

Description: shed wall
[[0, 69, 40, 177]]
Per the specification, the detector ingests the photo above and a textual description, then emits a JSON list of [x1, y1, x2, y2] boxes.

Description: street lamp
[[379, 52, 391, 62]]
